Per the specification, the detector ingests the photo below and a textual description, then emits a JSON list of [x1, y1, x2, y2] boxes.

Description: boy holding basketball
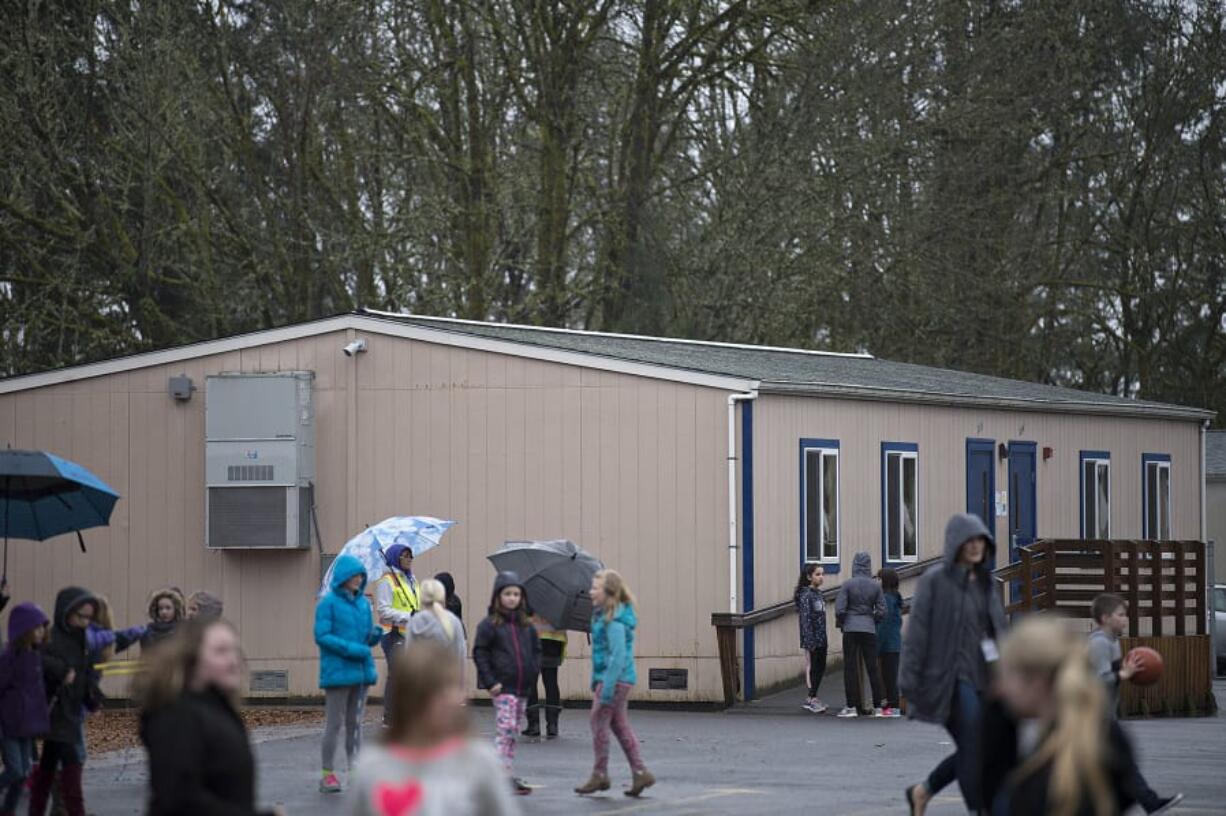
[[1089, 593, 1183, 814]]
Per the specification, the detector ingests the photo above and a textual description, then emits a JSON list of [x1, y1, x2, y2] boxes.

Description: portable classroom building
[[0, 312, 1213, 702]]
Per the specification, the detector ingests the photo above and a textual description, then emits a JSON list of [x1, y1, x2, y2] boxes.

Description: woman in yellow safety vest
[[524, 615, 568, 739], [375, 543, 419, 725]]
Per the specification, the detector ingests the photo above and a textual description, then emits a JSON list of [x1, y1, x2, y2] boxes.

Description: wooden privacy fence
[[992, 539, 1209, 636], [993, 539, 1215, 717]]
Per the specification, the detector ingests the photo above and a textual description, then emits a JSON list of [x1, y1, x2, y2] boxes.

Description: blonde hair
[[419, 579, 454, 639], [594, 569, 636, 622], [385, 641, 466, 743], [1002, 617, 1112, 816], [133, 619, 241, 714]]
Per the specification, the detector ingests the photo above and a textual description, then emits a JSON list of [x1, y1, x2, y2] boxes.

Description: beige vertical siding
[[749, 395, 1204, 692], [0, 333, 735, 701], [1208, 481, 1226, 585]]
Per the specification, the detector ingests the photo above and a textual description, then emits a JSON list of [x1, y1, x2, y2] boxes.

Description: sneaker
[[880, 707, 902, 718], [811, 699, 829, 714], [1148, 793, 1184, 814], [511, 777, 532, 796], [319, 772, 342, 793], [836, 707, 859, 718], [801, 699, 818, 713]]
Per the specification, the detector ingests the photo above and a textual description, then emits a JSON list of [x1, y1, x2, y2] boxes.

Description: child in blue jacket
[[314, 554, 381, 794], [876, 568, 903, 718], [574, 570, 654, 799]]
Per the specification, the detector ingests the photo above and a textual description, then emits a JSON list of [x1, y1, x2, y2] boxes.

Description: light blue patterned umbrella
[[319, 516, 455, 596]]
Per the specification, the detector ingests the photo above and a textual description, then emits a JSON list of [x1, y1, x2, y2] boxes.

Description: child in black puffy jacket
[[472, 571, 540, 796]]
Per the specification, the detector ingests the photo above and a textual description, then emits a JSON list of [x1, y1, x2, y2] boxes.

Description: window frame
[[1141, 453, 1172, 540], [881, 442, 920, 566], [1079, 450, 1111, 539], [799, 438, 841, 571]]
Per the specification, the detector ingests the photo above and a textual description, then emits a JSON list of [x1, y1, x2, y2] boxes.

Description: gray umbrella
[[488, 540, 603, 632]]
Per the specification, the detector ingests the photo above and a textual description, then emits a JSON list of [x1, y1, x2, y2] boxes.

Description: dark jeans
[[926, 680, 983, 810], [1122, 737, 1162, 812], [0, 737, 33, 811], [878, 651, 900, 708], [380, 630, 404, 721], [805, 645, 828, 697], [842, 631, 885, 711], [527, 640, 565, 728]]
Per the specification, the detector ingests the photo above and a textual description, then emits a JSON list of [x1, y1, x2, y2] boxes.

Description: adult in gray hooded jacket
[[901, 513, 1007, 815], [834, 552, 887, 716]]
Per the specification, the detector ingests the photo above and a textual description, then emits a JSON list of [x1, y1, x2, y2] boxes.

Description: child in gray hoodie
[[834, 552, 886, 717], [346, 641, 518, 816]]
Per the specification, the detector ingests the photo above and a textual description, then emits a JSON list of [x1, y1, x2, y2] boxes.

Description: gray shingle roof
[[1208, 431, 1226, 477], [368, 312, 1212, 420]]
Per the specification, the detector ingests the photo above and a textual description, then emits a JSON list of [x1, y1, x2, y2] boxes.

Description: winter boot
[[573, 773, 611, 795], [624, 769, 655, 798], [521, 709, 541, 738], [545, 708, 559, 739]]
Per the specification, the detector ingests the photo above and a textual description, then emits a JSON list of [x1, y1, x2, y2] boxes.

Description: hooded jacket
[[141, 588, 185, 652], [187, 591, 224, 621], [314, 554, 382, 689], [435, 572, 463, 626], [405, 607, 467, 673], [0, 602, 50, 738], [590, 604, 638, 703], [834, 553, 886, 634], [42, 586, 98, 743], [374, 543, 419, 632], [471, 572, 540, 697], [900, 513, 1008, 724]]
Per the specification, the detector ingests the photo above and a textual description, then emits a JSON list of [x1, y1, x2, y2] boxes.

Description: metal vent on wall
[[227, 465, 275, 482], [249, 670, 289, 693], [648, 668, 688, 690], [208, 487, 287, 548]]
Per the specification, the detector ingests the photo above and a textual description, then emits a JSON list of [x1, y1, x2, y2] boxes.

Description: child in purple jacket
[[0, 602, 51, 816]]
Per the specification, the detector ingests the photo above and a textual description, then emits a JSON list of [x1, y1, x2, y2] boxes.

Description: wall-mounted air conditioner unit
[[205, 372, 315, 549]]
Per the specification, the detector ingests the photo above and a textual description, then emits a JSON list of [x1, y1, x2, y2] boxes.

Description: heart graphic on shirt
[[374, 779, 424, 816]]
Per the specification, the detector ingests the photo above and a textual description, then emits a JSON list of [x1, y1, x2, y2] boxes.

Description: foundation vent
[[249, 670, 289, 693], [648, 668, 688, 690]]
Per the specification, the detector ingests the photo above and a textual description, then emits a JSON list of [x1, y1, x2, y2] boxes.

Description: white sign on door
[[995, 490, 1009, 518]]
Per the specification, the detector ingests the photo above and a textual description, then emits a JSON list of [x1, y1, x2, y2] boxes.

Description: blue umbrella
[[0, 449, 121, 584], [319, 516, 456, 596]]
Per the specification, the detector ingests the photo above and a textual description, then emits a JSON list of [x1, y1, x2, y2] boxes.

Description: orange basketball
[[1126, 646, 1164, 686]]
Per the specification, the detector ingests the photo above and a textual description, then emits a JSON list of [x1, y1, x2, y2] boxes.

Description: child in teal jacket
[[314, 554, 381, 793], [575, 570, 654, 799]]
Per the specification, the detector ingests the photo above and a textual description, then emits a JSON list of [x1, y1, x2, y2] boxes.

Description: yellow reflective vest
[[376, 571, 420, 633]]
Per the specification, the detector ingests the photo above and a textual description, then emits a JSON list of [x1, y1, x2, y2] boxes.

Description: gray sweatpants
[[321, 685, 366, 772]]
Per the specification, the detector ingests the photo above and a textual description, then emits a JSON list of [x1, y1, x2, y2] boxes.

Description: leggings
[[590, 682, 645, 776], [321, 685, 366, 772], [878, 651, 900, 709], [804, 646, 827, 697], [493, 694, 527, 772]]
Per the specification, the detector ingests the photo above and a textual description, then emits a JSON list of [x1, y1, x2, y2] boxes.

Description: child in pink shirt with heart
[[345, 641, 518, 816]]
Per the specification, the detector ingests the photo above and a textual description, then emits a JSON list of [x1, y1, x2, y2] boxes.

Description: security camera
[[342, 339, 368, 357]]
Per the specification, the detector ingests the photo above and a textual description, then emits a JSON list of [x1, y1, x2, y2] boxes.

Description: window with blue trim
[[882, 443, 918, 563], [1142, 454, 1171, 540], [1080, 451, 1110, 539], [801, 440, 840, 564]]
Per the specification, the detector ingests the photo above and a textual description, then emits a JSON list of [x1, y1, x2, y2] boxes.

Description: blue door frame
[[1007, 441, 1037, 563], [966, 438, 996, 563]]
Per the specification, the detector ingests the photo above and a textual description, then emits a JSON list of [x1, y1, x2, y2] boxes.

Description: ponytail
[[418, 579, 454, 639], [1004, 618, 1113, 816]]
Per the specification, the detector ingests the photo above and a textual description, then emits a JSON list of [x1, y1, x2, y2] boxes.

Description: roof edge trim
[[0, 314, 759, 395], [361, 308, 875, 360], [758, 380, 1216, 421]]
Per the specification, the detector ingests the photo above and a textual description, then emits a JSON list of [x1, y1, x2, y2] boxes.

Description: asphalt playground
[[84, 678, 1226, 815]]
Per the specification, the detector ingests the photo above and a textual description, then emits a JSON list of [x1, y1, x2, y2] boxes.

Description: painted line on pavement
[[583, 787, 763, 814]]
